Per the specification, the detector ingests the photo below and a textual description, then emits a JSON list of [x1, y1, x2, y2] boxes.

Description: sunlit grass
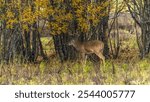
[[0, 56, 149, 85]]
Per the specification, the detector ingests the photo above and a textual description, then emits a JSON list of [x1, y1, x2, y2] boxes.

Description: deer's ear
[[67, 39, 73, 45]]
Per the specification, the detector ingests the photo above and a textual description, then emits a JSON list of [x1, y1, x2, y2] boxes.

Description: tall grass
[[0, 35, 150, 85]]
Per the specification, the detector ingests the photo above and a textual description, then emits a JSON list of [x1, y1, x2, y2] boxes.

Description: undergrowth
[[0, 56, 150, 85], [0, 34, 150, 85]]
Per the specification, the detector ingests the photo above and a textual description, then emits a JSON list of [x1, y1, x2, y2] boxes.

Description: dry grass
[[0, 56, 150, 85], [0, 33, 150, 85]]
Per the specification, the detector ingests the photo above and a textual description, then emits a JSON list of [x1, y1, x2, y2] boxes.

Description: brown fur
[[68, 39, 105, 66]]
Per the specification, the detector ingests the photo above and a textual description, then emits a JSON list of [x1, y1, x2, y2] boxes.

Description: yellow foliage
[[0, 14, 5, 21], [0, 0, 110, 34], [34, 0, 50, 19], [22, 24, 29, 31], [6, 19, 18, 29], [6, 10, 15, 18], [35, 0, 49, 7], [0, 0, 4, 8], [5, 10, 18, 29], [71, 0, 110, 33], [21, 7, 35, 24], [72, 0, 83, 7]]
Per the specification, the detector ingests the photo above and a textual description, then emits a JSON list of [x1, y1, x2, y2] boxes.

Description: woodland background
[[0, 0, 150, 84]]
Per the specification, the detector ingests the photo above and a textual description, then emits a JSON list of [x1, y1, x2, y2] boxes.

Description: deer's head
[[68, 39, 77, 47]]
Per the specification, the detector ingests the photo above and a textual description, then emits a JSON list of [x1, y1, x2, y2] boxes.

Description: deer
[[68, 39, 105, 67]]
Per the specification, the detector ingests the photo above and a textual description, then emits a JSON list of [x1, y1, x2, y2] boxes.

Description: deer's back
[[82, 40, 104, 53]]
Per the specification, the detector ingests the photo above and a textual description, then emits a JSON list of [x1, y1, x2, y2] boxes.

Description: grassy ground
[[0, 34, 150, 85]]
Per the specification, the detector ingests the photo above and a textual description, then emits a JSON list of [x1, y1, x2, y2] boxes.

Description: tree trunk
[[24, 30, 32, 61], [31, 23, 37, 61], [125, 0, 150, 58]]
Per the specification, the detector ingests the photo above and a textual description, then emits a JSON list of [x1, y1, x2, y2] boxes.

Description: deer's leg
[[95, 52, 105, 67], [81, 52, 86, 65]]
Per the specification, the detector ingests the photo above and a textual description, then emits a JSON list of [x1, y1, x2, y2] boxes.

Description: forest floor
[[0, 32, 150, 85]]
